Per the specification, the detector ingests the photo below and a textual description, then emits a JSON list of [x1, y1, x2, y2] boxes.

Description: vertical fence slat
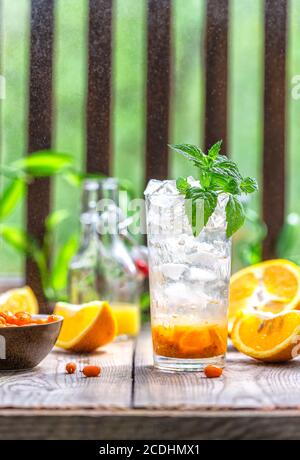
[[27, 0, 54, 307], [263, 0, 287, 259], [86, 0, 112, 175], [204, 0, 228, 152], [146, 0, 171, 183]]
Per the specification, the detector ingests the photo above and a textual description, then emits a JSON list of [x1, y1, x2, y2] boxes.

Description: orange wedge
[[231, 310, 300, 362], [54, 301, 117, 352], [229, 259, 300, 333], [0, 286, 38, 314]]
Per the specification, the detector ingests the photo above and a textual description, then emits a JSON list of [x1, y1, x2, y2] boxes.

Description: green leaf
[[118, 178, 137, 200], [225, 195, 245, 238], [171, 142, 257, 237], [0, 165, 28, 180], [169, 144, 207, 168], [199, 170, 211, 188], [184, 196, 204, 236], [185, 188, 217, 236], [50, 235, 79, 291], [0, 224, 47, 272], [203, 191, 218, 226], [45, 209, 70, 232], [12, 151, 73, 177], [176, 176, 190, 194], [207, 140, 222, 161], [240, 177, 258, 194], [0, 179, 25, 220], [0, 224, 35, 253], [63, 170, 84, 187], [213, 158, 242, 180]]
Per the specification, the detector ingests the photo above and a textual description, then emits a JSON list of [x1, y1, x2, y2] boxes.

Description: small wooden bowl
[[0, 315, 63, 370]]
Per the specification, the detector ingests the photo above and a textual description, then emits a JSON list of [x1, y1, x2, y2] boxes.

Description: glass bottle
[[68, 180, 101, 304], [96, 178, 143, 338]]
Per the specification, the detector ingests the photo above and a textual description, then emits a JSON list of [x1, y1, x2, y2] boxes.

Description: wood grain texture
[[86, 0, 112, 175], [204, 0, 228, 152], [2, 327, 300, 439], [263, 0, 287, 259], [1, 410, 300, 440], [0, 340, 134, 409], [27, 0, 54, 308], [146, 0, 171, 183], [134, 329, 300, 410]]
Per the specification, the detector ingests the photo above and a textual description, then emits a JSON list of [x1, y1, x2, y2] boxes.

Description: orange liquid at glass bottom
[[152, 322, 227, 359]]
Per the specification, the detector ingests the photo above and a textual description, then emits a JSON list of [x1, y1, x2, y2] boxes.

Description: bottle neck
[[79, 212, 99, 245], [97, 204, 121, 241]]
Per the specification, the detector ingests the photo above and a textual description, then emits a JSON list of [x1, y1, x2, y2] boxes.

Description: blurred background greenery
[[1, 0, 300, 279]]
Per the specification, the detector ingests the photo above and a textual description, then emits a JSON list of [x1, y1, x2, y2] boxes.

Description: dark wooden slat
[[2, 411, 300, 440], [27, 0, 54, 308], [86, 0, 112, 175], [263, 0, 287, 259], [146, 0, 171, 183], [204, 0, 228, 152]]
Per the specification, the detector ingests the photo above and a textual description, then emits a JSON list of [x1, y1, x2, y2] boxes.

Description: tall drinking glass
[[145, 179, 231, 371]]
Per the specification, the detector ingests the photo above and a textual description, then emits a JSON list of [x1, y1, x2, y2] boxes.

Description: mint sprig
[[169, 141, 258, 238]]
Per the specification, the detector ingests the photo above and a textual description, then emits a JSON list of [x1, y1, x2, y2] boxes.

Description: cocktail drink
[[145, 179, 230, 371], [144, 141, 258, 372]]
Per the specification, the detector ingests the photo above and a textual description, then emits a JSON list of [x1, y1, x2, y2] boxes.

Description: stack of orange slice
[[229, 259, 300, 362], [229, 259, 300, 332]]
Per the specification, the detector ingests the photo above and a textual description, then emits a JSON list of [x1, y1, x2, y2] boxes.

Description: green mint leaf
[[169, 144, 207, 168], [176, 176, 190, 194], [212, 160, 242, 181], [202, 190, 218, 226], [172, 141, 258, 238], [225, 195, 245, 238], [184, 188, 218, 236], [184, 197, 204, 237], [209, 171, 240, 195], [240, 177, 258, 194], [199, 170, 211, 189], [207, 140, 222, 161]]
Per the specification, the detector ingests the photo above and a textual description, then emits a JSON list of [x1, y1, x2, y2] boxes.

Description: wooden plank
[[0, 340, 134, 409], [1, 410, 300, 440], [146, 0, 171, 183], [134, 328, 300, 410], [27, 0, 54, 308], [86, 0, 112, 175], [204, 0, 228, 152], [263, 0, 287, 259]]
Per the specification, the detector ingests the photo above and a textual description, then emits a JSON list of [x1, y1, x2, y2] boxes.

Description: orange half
[[231, 310, 300, 362], [0, 286, 39, 315], [229, 259, 300, 333], [54, 301, 117, 352]]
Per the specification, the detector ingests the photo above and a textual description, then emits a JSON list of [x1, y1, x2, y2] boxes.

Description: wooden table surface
[[1, 326, 300, 440]]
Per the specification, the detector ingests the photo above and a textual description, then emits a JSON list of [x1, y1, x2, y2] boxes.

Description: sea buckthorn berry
[[66, 362, 77, 374], [2, 311, 17, 324], [82, 365, 101, 378], [204, 365, 223, 378], [15, 311, 32, 325], [47, 315, 58, 323], [0, 316, 7, 326]]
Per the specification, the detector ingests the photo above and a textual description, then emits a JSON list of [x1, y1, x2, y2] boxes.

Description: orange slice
[[231, 310, 300, 362], [229, 259, 300, 333], [0, 286, 38, 314], [54, 301, 117, 352]]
